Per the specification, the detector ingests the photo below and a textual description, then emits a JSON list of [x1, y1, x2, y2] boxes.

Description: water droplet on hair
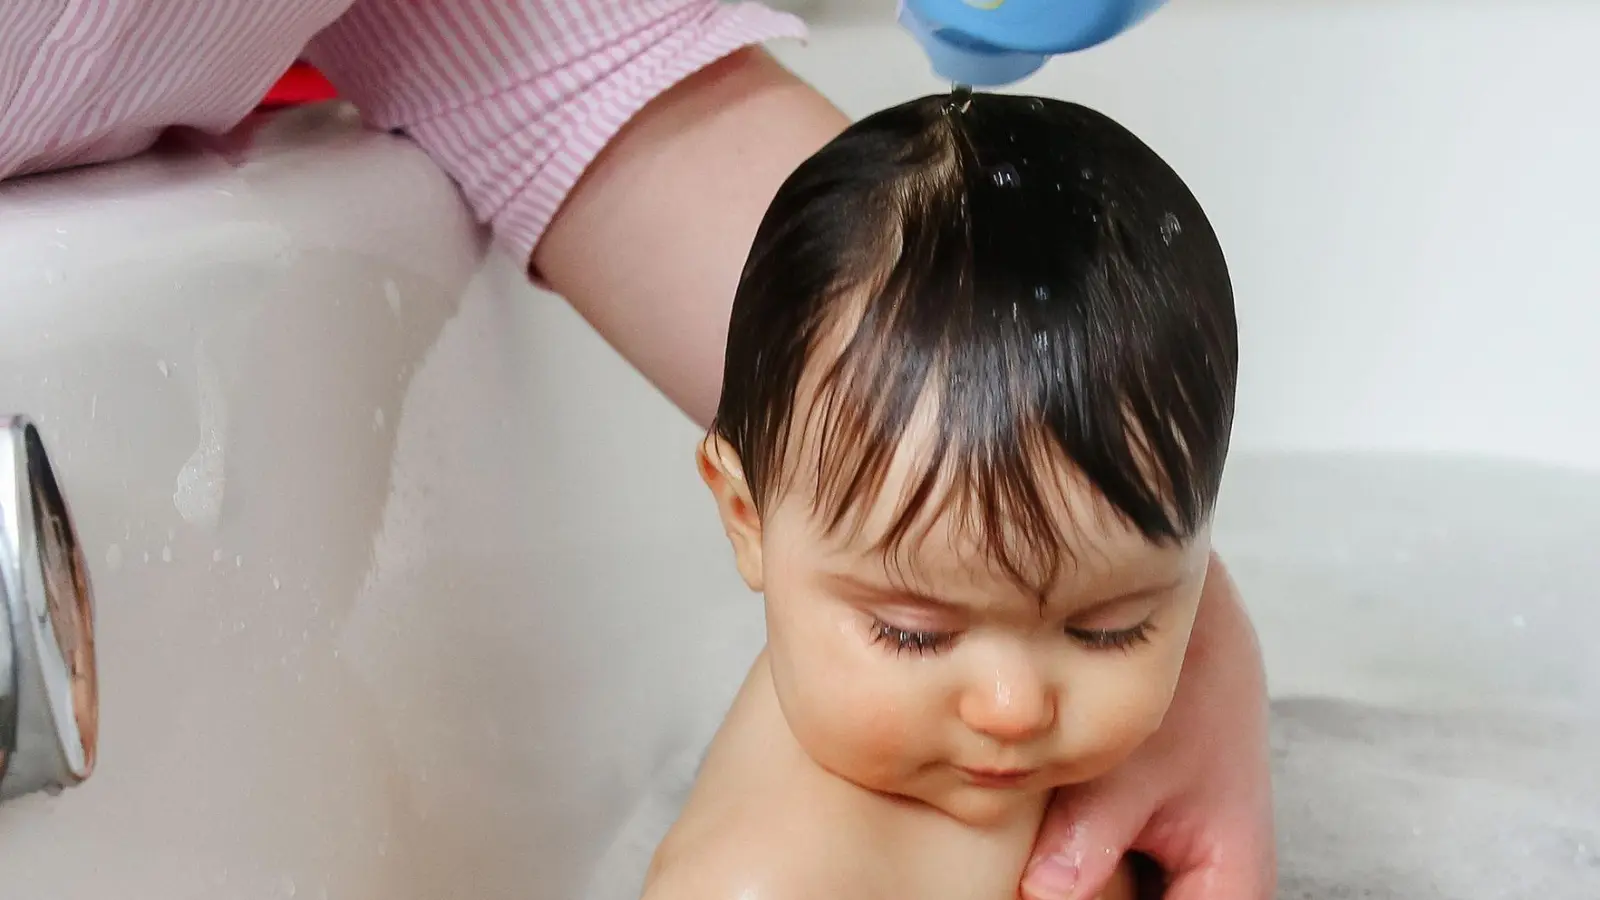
[[1034, 285, 1051, 303], [1080, 167, 1093, 180], [1160, 212, 1183, 244], [1028, 98, 1046, 112], [990, 164, 1020, 188], [946, 84, 974, 114]]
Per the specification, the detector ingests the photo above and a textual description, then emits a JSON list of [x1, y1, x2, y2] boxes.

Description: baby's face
[[715, 428, 1211, 828]]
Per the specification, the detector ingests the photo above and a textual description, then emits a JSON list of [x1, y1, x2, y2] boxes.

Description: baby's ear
[[697, 436, 764, 591]]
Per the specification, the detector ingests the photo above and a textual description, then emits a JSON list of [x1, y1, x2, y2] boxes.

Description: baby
[[646, 91, 1240, 900]]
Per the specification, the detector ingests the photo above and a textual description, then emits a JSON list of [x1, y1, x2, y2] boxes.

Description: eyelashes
[[867, 617, 1156, 657], [1067, 621, 1156, 652], [869, 619, 957, 656]]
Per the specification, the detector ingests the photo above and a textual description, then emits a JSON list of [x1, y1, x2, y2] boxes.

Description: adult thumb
[[1020, 784, 1150, 900]]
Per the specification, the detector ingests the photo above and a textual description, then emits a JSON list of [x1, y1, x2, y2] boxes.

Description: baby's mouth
[[953, 766, 1039, 789]]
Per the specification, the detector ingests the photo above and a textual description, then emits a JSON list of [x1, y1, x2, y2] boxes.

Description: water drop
[[213, 549, 224, 563], [105, 544, 123, 570], [235, 554, 244, 568], [162, 545, 173, 563], [990, 163, 1020, 188], [373, 408, 386, 430], [1160, 211, 1183, 245], [1034, 285, 1051, 303], [89, 394, 98, 421], [271, 576, 281, 591], [142, 550, 150, 563], [1028, 97, 1046, 112], [156, 359, 171, 378], [946, 83, 974, 114], [384, 279, 402, 316], [1080, 167, 1093, 180], [173, 341, 228, 530]]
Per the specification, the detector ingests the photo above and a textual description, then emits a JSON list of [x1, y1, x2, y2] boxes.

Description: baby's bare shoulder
[[644, 845, 859, 900], [642, 862, 832, 900], [645, 800, 875, 900]]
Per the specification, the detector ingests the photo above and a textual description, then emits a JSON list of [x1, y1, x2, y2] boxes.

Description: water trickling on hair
[[946, 83, 974, 114]]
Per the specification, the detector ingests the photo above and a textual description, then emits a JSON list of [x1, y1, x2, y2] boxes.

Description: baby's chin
[[923, 783, 1053, 829], [866, 769, 1054, 829], [880, 753, 1142, 828], [812, 758, 1040, 828]]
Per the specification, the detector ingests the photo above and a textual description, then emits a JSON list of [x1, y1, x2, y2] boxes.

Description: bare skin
[[532, 47, 843, 426], [644, 652, 1141, 900], [534, 46, 1273, 900]]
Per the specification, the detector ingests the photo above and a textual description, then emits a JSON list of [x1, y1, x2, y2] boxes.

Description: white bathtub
[[0, 2, 1595, 898]]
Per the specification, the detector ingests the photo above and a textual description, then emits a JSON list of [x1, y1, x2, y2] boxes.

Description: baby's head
[[699, 92, 1237, 826]]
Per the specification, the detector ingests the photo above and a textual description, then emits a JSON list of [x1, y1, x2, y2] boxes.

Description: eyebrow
[[827, 571, 1185, 614], [828, 573, 966, 610]]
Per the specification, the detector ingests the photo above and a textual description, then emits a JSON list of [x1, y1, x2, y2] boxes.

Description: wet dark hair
[[711, 92, 1237, 591]]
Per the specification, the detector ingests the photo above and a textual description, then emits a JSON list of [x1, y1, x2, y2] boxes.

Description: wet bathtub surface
[[1219, 454, 1600, 898]]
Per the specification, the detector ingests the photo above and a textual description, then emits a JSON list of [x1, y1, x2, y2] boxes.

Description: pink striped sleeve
[[305, 0, 807, 263]]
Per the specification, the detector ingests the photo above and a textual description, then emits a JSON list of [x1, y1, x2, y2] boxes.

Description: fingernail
[[1021, 853, 1080, 900]]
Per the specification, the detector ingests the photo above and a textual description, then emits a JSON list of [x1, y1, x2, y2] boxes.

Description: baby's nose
[[958, 666, 1057, 744]]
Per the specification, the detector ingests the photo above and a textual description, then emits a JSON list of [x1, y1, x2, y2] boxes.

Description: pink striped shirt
[[0, 0, 806, 260]]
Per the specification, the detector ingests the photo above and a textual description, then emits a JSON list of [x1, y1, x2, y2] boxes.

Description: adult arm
[[531, 46, 845, 425], [306, 0, 837, 426]]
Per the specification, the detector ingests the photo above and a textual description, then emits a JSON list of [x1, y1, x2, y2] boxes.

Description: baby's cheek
[[1065, 654, 1183, 775], [795, 672, 933, 786]]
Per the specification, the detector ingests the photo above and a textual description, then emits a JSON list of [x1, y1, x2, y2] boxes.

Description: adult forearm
[[532, 48, 849, 428]]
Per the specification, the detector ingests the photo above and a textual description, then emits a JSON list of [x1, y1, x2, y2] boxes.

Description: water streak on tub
[[173, 340, 228, 529]]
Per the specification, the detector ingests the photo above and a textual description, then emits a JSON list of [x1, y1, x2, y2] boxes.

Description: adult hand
[[1021, 555, 1276, 900]]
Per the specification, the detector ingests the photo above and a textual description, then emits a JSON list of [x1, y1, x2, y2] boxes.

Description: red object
[[258, 61, 338, 109]]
